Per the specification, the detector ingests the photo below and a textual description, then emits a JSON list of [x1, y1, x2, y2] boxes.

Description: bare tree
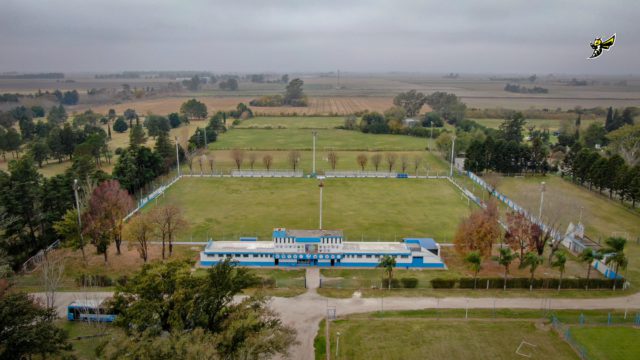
[[208, 156, 215, 175], [231, 149, 245, 170], [41, 252, 65, 309], [371, 153, 382, 171], [126, 213, 153, 262], [327, 151, 338, 170], [400, 154, 409, 173], [288, 150, 301, 171], [248, 152, 258, 170], [198, 154, 206, 175], [356, 153, 368, 171], [385, 152, 398, 172], [151, 205, 188, 259], [263, 154, 273, 170], [413, 155, 422, 174]]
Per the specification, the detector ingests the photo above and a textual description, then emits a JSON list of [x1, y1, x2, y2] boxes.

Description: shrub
[[382, 278, 401, 289], [115, 275, 129, 287], [114, 147, 124, 155], [431, 278, 456, 289], [113, 117, 128, 133], [400, 277, 419, 288]]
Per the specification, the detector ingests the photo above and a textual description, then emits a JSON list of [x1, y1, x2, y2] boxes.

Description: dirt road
[[32, 273, 640, 360]]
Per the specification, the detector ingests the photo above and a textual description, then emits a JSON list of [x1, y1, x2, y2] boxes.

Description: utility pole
[[539, 181, 546, 220], [319, 180, 324, 229], [449, 137, 456, 177], [312, 131, 317, 175], [73, 179, 86, 261], [336, 331, 341, 359], [175, 136, 181, 176], [430, 122, 433, 151]]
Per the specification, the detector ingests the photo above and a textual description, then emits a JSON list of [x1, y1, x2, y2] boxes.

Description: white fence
[[231, 169, 303, 178], [324, 171, 397, 178], [21, 240, 61, 273]]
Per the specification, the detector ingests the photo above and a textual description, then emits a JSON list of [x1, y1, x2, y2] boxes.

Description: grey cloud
[[0, 0, 637, 73]]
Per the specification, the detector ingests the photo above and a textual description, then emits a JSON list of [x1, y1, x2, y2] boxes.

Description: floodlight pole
[[73, 179, 86, 261], [449, 137, 456, 178], [175, 136, 181, 176], [429, 122, 433, 151], [319, 181, 324, 229], [312, 131, 317, 175], [538, 181, 546, 221]]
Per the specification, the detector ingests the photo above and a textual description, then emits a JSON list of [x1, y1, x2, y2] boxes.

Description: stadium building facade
[[200, 228, 446, 269]]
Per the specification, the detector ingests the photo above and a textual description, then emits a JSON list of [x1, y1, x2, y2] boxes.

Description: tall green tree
[[393, 90, 427, 117], [129, 124, 147, 148], [0, 293, 71, 359], [180, 99, 208, 120], [464, 251, 482, 289], [283, 78, 306, 106], [579, 248, 603, 289], [499, 112, 527, 144], [602, 237, 628, 290], [519, 252, 543, 290], [424, 92, 466, 125], [377, 255, 396, 290], [493, 247, 516, 290], [551, 250, 567, 291]]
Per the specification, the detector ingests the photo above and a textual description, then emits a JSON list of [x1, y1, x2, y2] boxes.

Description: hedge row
[[432, 277, 618, 290], [382, 277, 420, 289]]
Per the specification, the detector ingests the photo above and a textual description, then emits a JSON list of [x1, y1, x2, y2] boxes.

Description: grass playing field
[[316, 317, 578, 360], [186, 149, 448, 174], [149, 177, 473, 242], [209, 128, 430, 151], [235, 116, 344, 129], [570, 327, 640, 360]]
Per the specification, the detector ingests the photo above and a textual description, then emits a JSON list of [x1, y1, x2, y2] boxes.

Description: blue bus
[[67, 299, 116, 323]]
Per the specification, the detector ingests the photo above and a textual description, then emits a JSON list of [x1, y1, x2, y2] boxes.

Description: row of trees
[[563, 144, 640, 206], [462, 112, 551, 174], [454, 201, 628, 290]]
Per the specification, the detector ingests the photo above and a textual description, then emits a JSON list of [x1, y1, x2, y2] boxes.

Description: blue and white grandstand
[[200, 228, 446, 269]]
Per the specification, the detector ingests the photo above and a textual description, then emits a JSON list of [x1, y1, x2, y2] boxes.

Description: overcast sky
[[1, 0, 638, 74]]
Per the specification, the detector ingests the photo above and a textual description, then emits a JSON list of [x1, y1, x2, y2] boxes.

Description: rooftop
[[285, 229, 343, 238]]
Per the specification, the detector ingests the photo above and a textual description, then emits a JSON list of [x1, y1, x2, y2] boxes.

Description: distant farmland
[[86, 96, 397, 116]]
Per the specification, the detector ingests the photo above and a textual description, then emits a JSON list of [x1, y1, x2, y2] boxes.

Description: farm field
[[210, 128, 430, 151], [570, 327, 640, 360], [315, 317, 578, 360], [85, 96, 396, 116], [149, 177, 472, 242], [186, 149, 448, 174]]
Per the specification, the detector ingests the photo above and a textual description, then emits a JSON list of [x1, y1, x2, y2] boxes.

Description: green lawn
[[209, 128, 431, 151], [472, 118, 601, 131], [316, 318, 577, 360], [235, 116, 344, 129], [570, 327, 640, 360], [150, 177, 472, 242], [185, 149, 448, 174]]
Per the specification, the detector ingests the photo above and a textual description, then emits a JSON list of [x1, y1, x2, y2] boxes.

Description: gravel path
[[31, 274, 640, 360]]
